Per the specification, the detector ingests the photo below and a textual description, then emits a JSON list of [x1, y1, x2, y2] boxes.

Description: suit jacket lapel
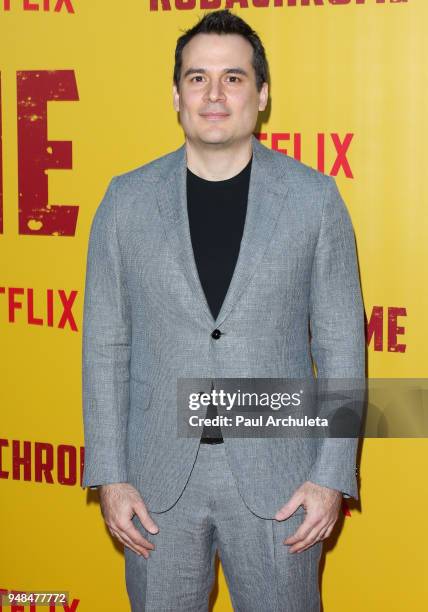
[[215, 137, 289, 327], [155, 135, 290, 328]]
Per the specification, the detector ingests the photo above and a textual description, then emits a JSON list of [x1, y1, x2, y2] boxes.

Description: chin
[[200, 136, 229, 146], [197, 129, 233, 146]]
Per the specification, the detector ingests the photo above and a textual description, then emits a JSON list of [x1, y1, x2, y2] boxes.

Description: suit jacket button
[[211, 329, 222, 339]]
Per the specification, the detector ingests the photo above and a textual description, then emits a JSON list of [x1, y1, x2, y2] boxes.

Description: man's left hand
[[274, 481, 342, 553]]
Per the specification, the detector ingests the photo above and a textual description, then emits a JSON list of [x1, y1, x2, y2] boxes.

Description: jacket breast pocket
[[130, 377, 154, 412]]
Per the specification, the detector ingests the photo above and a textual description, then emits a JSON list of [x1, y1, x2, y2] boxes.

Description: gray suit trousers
[[124, 441, 322, 612]]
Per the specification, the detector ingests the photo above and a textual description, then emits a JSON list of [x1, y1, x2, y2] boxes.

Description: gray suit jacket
[[81, 135, 365, 518]]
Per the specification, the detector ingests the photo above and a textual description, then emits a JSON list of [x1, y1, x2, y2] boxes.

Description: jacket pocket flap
[[130, 377, 154, 412]]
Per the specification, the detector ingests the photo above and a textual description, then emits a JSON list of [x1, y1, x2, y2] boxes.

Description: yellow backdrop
[[1, 1, 427, 610]]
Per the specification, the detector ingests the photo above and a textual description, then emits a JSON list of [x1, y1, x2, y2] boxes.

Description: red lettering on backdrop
[[23, 0, 38, 9], [34, 442, 55, 484], [8, 287, 24, 322], [365, 306, 407, 352], [148, 0, 408, 10], [2, 0, 75, 10], [175, 0, 195, 7], [63, 600, 80, 612], [28, 288, 43, 325], [0, 73, 3, 234], [54, 0, 75, 12], [255, 131, 353, 176], [225, 0, 249, 7], [150, 0, 171, 10], [57, 289, 78, 330], [12, 440, 32, 481], [366, 306, 383, 351], [34, 442, 78, 485], [3, 286, 78, 329], [0, 439, 8, 478], [330, 132, 353, 178], [271, 133, 302, 161], [1, 438, 85, 487], [57, 444, 78, 485], [317, 133, 325, 173], [388, 306, 406, 352], [16, 70, 79, 236]]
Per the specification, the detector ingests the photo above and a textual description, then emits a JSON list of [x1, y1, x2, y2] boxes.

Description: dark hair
[[173, 9, 269, 92]]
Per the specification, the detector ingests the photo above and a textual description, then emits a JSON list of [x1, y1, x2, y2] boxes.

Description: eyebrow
[[182, 67, 249, 79]]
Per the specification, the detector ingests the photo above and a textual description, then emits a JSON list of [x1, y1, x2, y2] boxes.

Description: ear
[[173, 83, 180, 112], [258, 82, 269, 112]]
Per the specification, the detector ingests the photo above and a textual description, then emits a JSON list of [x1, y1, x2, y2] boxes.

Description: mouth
[[200, 113, 230, 121]]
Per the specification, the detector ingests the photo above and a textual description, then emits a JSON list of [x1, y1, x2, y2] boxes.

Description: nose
[[204, 78, 226, 103]]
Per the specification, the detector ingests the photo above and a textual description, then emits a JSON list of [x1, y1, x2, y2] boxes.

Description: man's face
[[173, 33, 268, 147]]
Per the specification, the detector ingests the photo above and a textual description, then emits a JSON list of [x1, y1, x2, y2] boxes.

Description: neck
[[185, 136, 253, 181]]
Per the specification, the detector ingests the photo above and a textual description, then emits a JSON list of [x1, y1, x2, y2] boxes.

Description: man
[[81, 9, 365, 612]]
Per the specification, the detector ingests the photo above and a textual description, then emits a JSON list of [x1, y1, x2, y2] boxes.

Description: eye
[[190, 75, 205, 82], [226, 76, 241, 83]]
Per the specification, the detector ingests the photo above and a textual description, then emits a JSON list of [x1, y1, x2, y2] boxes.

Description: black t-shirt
[[186, 155, 252, 321], [186, 155, 252, 440]]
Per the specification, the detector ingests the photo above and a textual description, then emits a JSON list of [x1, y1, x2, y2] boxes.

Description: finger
[[135, 508, 159, 535], [275, 496, 304, 521], [286, 523, 326, 554], [322, 523, 335, 540], [317, 526, 330, 541], [119, 524, 156, 552], [283, 516, 322, 546], [109, 528, 148, 558], [123, 523, 156, 550], [315, 517, 336, 543], [115, 527, 153, 558], [108, 520, 155, 556]]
